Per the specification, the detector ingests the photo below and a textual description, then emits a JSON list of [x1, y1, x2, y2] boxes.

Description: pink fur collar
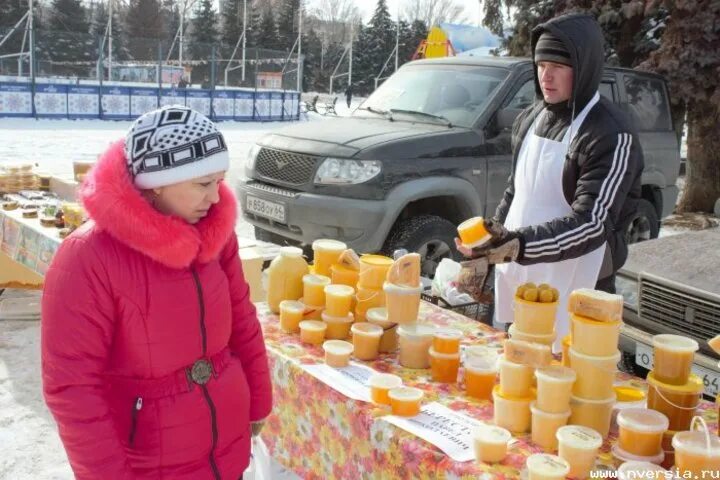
[[79, 140, 237, 269]]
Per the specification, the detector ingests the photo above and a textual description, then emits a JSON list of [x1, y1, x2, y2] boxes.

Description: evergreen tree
[[353, 0, 396, 94], [222, 0, 245, 48], [401, 19, 427, 62], [189, 0, 219, 59], [125, 0, 164, 60], [255, 5, 279, 51], [301, 27, 322, 91], [91, 1, 130, 63], [276, 0, 300, 51], [45, 0, 94, 71], [0, 0, 32, 62]]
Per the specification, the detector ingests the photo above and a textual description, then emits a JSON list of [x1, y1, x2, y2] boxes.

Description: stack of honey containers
[[494, 283, 566, 445], [646, 333, 702, 468], [565, 289, 625, 439]]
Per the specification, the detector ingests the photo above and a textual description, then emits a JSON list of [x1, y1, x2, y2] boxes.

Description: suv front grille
[[255, 148, 319, 185], [639, 273, 720, 353]]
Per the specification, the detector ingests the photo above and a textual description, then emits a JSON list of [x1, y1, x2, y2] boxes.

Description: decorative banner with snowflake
[[0, 82, 32, 116], [68, 86, 99, 119], [101, 86, 131, 119], [35, 84, 68, 118], [255, 92, 271, 121], [270, 92, 284, 121], [186, 89, 211, 117], [213, 90, 234, 121], [160, 89, 186, 108], [131, 88, 160, 117], [235, 91, 254, 120]]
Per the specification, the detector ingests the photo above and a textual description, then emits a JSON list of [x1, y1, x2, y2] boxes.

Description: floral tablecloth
[[257, 301, 717, 479]]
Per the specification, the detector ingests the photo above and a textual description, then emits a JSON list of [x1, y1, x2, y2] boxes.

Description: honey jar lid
[[312, 239, 347, 251], [614, 385, 646, 403], [646, 370, 704, 394], [359, 254, 393, 266]]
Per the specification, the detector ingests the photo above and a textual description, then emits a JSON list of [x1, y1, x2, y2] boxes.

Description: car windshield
[[355, 64, 508, 128]]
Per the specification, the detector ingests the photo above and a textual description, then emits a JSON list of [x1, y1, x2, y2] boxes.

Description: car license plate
[[635, 341, 719, 398], [245, 195, 285, 223]]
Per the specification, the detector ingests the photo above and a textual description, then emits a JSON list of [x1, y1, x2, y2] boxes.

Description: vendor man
[[457, 13, 643, 351]]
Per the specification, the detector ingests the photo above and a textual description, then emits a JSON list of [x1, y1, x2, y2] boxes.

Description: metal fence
[[0, 27, 303, 120]]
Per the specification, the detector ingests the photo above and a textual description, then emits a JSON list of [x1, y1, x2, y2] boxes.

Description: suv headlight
[[616, 274, 639, 312], [246, 144, 261, 172], [314, 158, 382, 185]]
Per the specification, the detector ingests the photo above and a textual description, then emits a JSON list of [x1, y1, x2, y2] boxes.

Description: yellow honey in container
[[303, 274, 331, 307], [571, 314, 622, 357], [331, 264, 359, 288], [358, 254, 393, 289], [473, 424, 511, 463], [556, 425, 603, 479], [388, 387, 424, 417], [525, 453, 570, 480], [350, 322, 383, 361], [530, 402, 571, 451], [324, 284, 355, 317], [369, 373, 402, 405], [569, 393, 616, 438], [279, 300, 305, 333], [432, 328, 463, 354], [429, 347, 460, 383], [498, 354, 534, 398], [323, 340, 353, 367], [312, 239, 347, 277], [672, 418, 720, 477], [535, 365, 576, 414], [366, 307, 398, 353], [652, 334, 699, 386], [397, 324, 435, 369], [383, 282, 422, 325], [321, 311, 354, 340], [299, 320, 326, 345], [492, 385, 534, 433], [457, 216, 491, 248], [569, 348, 619, 400]]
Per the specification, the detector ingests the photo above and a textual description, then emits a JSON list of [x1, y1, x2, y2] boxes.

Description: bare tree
[[403, 0, 469, 28], [308, 0, 361, 44]]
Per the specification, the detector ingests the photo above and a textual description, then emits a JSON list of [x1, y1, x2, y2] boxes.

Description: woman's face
[[152, 171, 226, 224]]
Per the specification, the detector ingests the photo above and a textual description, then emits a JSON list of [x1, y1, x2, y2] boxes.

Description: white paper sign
[[382, 402, 485, 462], [301, 362, 375, 402]]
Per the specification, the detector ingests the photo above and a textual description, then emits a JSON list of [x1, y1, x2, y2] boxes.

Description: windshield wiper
[[388, 109, 453, 127], [357, 106, 389, 116]]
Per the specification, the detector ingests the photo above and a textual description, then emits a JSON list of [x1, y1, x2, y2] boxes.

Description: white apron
[[495, 92, 605, 352]]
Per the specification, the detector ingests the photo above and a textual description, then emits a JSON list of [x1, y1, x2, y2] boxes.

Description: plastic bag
[[245, 437, 271, 480], [431, 258, 475, 306]]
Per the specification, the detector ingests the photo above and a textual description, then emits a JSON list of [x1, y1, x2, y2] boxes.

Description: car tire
[[382, 215, 461, 278], [625, 199, 660, 244]]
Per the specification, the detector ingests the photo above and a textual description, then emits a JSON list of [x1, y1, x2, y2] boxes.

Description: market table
[[0, 205, 281, 300], [257, 301, 718, 479]]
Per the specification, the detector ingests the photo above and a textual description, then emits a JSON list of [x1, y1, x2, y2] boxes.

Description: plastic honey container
[[383, 282, 422, 325], [525, 454, 570, 480], [493, 385, 534, 433], [535, 366, 577, 414], [299, 320, 326, 345], [355, 286, 385, 322], [498, 354, 534, 398], [303, 274, 331, 307], [331, 264, 359, 288], [508, 323, 556, 347], [646, 371, 703, 431], [513, 297, 558, 336], [388, 387, 424, 417], [673, 417, 720, 477], [323, 340, 353, 368], [266, 247, 308, 313], [429, 347, 460, 383], [321, 311, 354, 340], [366, 307, 398, 353], [616, 408, 669, 458], [473, 424, 512, 463], [464, 355, 498, 401], [556, 425, 603, 479], [398, 324, 435, 369], [569, 393, 616, 438], [358, 254, 393, 290], [369, 373, 402, 405], [279, 300, 305, 333], [312, 239, 346, 277], [351, 322, 383, 361], [571, 314, 621, 357], [531, 402, 571, 451], [433, 328, 463, 354], [652, 334, 699, 386], [457, 216, 491, 248], [569, 348, 620, 400], [324, 284, 355, 317]]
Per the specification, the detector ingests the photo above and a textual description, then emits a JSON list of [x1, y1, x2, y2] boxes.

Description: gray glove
[[465, 219, 523, 265]]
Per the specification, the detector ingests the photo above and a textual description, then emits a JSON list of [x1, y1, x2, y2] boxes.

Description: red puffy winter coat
[[41, 140, 273, 480]]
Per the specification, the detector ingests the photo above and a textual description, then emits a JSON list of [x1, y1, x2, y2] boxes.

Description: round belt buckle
[[190, 359, 213, 385]]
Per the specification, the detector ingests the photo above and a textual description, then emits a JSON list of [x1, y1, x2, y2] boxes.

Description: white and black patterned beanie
[[124, 105, 229, 189]]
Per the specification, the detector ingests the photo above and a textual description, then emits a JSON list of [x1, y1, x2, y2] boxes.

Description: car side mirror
[[496, 108, 522, 131]]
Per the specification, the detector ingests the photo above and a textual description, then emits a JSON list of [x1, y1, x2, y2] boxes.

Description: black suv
[[238, 56, 681, 275]]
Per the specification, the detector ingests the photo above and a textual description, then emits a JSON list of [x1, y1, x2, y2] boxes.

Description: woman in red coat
[[41, 105, 273, 480]]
